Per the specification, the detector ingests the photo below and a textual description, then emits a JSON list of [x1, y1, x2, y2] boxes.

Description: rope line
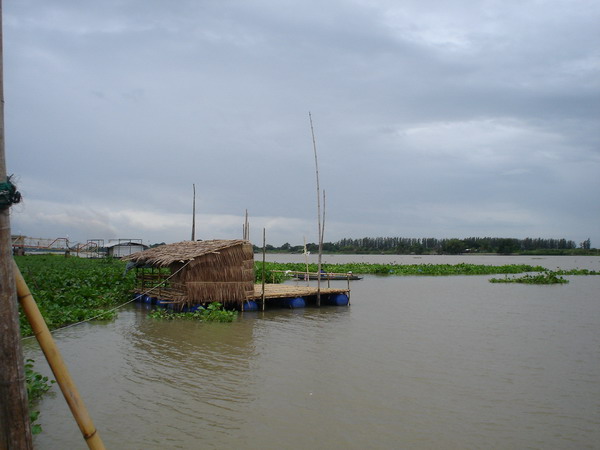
[[21, 259, 193, 340], [0, 175, 22, 210]]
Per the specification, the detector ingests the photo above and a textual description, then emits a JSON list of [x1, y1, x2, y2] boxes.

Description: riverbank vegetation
[[15, 255, 135, 336], [254, 236, 597, 255]]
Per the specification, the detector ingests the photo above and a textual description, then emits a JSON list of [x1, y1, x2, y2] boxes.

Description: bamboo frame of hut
[[123, 240, 254, 308]]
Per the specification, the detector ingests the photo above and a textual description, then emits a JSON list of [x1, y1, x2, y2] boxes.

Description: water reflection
[[127, 304, 259, 438]]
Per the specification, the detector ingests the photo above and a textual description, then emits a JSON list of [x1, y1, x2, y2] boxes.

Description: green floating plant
[[25, 359, 55, 434], [489, 271, 569, 284], [149, 302, 237, 322]]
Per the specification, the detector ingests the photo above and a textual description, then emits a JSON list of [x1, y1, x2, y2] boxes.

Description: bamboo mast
[[309, 112, 323, 306], [243, 209, 249, 240], [191, 184, 196, 241], [0, 0, 34, 444], [303, 236, 309, 284], [13, 262, 105, 449], [321, 190, 326, 287], [261, 228, 266, 311]]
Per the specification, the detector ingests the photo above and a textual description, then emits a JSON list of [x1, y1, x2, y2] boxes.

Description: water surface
[[26, 256, 600, 449]]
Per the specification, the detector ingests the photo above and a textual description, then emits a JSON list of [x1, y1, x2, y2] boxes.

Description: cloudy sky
[[4, 0, 599, 247]]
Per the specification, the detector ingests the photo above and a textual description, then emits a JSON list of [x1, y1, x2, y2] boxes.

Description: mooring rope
[[0, 175, 21, 210], [21, 259, 193, 340]]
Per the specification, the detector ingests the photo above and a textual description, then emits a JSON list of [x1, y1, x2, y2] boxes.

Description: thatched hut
[[123, 240, 255, 309]]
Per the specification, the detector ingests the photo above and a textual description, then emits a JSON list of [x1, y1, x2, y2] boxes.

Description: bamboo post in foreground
[[0, 206, 31, 446], [0, 218, 31, 449], [13, 261, 106, 450], [0, 0, 34, 443]]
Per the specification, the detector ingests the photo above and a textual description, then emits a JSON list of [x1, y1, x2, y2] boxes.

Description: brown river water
[[25, 255, 600, 449]]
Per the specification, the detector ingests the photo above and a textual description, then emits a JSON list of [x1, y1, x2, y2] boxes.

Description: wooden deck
[[248, 284, 349, 301]]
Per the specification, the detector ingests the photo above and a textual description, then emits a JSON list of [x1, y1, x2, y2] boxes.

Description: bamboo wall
[[137, 242, 255, 307]]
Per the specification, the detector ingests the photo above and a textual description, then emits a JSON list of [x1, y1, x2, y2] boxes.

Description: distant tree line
[[254, 237, 595, 255]]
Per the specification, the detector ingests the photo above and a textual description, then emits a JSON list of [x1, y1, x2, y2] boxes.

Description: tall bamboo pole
[[321, 190, 326, 286], [0, 0, 34, 445], [13, 262, 105, 450], [191, 184, 196, 241], [261, 228, 266, 311], [303, 236, 309, 284], [309, 112, 323, 306], [243, 209, 249, 240]]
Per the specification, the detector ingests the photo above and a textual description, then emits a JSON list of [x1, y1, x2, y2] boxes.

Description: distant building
[[106, 241, 148, 258]]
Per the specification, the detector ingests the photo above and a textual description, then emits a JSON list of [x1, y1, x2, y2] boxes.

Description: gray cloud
[[5, 0, 599, 246]]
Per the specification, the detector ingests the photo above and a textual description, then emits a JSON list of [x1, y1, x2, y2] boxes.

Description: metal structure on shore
[[10, 235, 149, 258]]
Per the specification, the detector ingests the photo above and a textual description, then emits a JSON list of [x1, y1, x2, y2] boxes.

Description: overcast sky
[[4, 0, 599, 247]]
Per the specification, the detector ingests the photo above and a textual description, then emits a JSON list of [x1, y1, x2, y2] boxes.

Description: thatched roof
[[106, 241, 148, 249], [122, 239, 252, 267]]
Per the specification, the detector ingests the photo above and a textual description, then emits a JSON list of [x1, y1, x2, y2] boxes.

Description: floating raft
[[125, 240, 355, 311], [248, 284, 350, 301], [134, 283, 351, 311], [242, 284, 351, 309]]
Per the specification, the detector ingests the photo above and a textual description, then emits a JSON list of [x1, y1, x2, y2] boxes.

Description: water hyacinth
[[15, 255, 136, 335], [489, 271, 570, 284], [256, 261, 551, 279], [148, 302, 237, 322]]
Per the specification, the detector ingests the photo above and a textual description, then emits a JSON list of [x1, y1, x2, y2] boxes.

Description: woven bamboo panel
[[186, 281, 253, 305]]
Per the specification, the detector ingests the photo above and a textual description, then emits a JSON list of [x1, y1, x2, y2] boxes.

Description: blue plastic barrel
[[283, 297, 306, 309], [243, 301, 259, 311], [327, 294, 349, 306]]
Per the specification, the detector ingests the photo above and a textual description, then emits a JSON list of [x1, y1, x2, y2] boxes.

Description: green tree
[[442, 239, 467, 254], [497, 238, 520, 254]]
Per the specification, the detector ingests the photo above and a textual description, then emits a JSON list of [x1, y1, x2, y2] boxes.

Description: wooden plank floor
[[249, 284, 349, 300]]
